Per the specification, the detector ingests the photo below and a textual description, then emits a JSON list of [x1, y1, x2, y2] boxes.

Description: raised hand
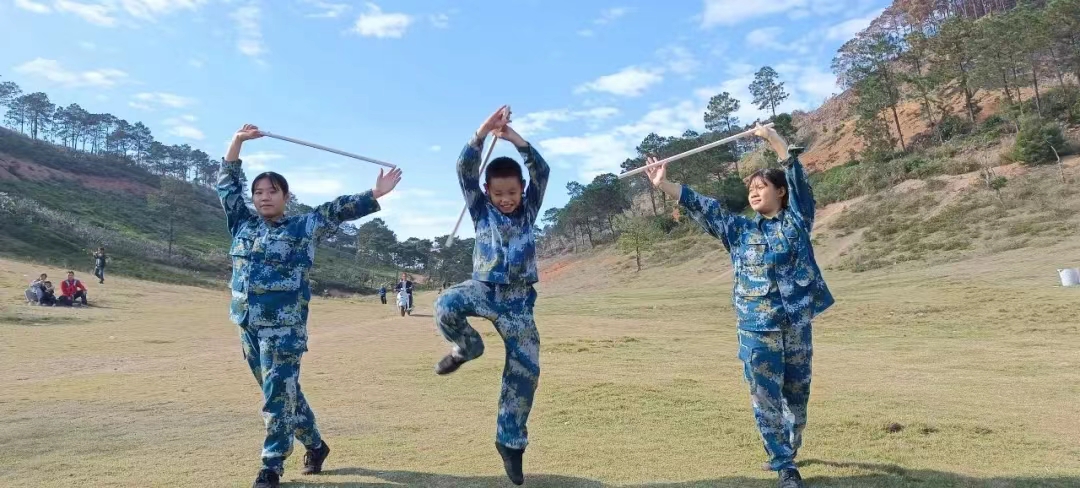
[[373, 167, 403, 199], [476, 105, 511, 139], [234, 124, 263, 142], [644, 156, 669, 188], [494, 123, 527, 148]]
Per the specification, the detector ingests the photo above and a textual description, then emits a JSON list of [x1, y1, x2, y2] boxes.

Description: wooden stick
[[259, 130, 397, 168], [617, 123, 774, 179]]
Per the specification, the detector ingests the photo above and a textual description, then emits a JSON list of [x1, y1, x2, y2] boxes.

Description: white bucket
[[1058, 268, 1080, 287]]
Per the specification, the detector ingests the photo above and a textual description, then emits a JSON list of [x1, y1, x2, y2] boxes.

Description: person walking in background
[[93, 247, 108, 284], [379, 285, 387, 304]]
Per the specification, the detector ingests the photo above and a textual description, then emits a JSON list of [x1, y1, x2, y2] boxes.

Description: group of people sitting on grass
[[25, 270, 90, 307]]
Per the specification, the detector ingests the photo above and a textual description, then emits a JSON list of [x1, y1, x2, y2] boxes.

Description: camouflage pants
[[434, 280, 540, 450], [239, 325, 323, 476], [737, 314, 813, 472]]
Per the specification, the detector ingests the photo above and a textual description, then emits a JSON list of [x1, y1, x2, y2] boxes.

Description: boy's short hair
[[485, 157, 525, 186]]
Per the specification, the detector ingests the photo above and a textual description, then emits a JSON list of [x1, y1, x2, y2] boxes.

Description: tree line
[[831, 0, 1079, 162], [0, 80, 220, 185]]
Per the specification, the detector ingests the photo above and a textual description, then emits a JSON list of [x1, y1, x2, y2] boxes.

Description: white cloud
[[14, 58, 128, 88], [577, 29, 595, 37], [744, 27, 812, 54], [55, 0, 117, 26], [536, 101, 704, 180], [512, 107, 620, 138], [701, 0, 804, 27], [188, 58, 205, 68], [826, 8, 884, 41], [794, 65, 840, 104], [78, 41, 96, 50], [701, 0, 872, 27], [575, 66, 664, 97], [657, 45, 700, 76], [163, 115, 204, 140], [370, 188, 464, 239], [237, 151, 286, 171], [594, 6, 630, 24], [429, 145, 441, 152], [429, 13, 449, 28], [352, 3, 413, 38], [169, 125, 205, 140], [15, 0, 51, 14], [287, 174, 344, 197], [132, 92, 197, 109], [230, 3, 265, 58], [118, 0, 207, 20], [301, 0, 350, 18]]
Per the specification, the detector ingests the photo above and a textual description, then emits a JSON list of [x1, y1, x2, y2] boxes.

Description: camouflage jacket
[[679, 148, 834, 331], [217, 158, 380, 329], [457, 136, 550, 285]]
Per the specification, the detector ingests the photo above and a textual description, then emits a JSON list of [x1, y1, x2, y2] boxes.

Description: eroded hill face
[[794, 83, 1051, 172]]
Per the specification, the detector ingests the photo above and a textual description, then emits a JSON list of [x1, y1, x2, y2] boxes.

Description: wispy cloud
[[301, 0, 350, 18], [230, 3, 266, 59], [513, 107, 620, 138], [429, 13, 449, 29], [594, 6, 630, 24], [163, 115, 205, 141], [14, 58, 128, 88], [130, 92, 197, 110], [574, 66, 664, 98], [351, 3, 413, 38], [14, 0, 51, 14], [54, 0, 118, 27]]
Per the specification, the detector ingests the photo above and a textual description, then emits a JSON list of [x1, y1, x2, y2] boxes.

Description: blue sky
[[0, 0, 887, 241]]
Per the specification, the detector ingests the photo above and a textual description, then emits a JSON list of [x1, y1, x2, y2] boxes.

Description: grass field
[[3, 212, 1080, 488]]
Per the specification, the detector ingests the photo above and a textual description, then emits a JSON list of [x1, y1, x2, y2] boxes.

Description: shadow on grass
[[282, 461, 1080, 487]]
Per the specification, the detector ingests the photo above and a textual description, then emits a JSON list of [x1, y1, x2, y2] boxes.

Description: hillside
[[0, 127, 404, 294], [538, 152, 1080, 295]]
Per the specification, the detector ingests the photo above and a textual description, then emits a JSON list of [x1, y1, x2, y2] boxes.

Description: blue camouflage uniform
[[433, 134, 550, 451], [678, 147, 833, 472], [216, 157, 381, 476]]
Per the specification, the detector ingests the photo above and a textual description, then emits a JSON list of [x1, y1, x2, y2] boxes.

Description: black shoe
[[434, 353, 465, 375], [495, 442, 525, 485], [778, 468, 804, 488], [252, 469, 279, 488], [301, 441, 330, 475]]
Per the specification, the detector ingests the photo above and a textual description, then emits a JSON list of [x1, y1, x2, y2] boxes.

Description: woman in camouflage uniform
[[644, 125, 833, 488], [219, 124, 402, 488]]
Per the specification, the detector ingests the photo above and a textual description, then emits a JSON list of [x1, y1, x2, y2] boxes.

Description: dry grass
[[2, 209, 1080, 487]]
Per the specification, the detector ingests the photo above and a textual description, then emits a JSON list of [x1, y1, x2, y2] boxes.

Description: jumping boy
[[432, 105, 549, 486]]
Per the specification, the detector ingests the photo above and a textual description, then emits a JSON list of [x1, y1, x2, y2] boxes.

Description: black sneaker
[[301, 441, 330, 475], [778, 468, 804, 488], [495, 442, 525, 485], [434, 353, 465, 375], [252, 469, 279, 488]]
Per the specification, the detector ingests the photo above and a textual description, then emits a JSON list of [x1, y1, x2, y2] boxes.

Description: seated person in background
[[58, 271, 88, 306], [39, 281, 58, 306], [27, 273, 47, 304]]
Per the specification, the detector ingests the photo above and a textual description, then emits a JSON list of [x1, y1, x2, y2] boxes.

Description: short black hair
[[252, 171, 290, 195], [485, 157, 525, 186], [747, 168, 789, 208]]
